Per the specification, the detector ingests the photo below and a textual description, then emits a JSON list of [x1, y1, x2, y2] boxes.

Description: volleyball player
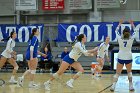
[[0, 31, 18, 84], [17, 28, 46, 88], [44, 34, 94, 90], [110, 19, 138, 91], [92, 37, 110, 77]]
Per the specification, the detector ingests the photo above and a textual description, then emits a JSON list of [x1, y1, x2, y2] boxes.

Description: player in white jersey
[[44, 34, 94, 90], [110, 20, 138, 91], [0, 31, 19, 83], [92, 37, 110, 77]]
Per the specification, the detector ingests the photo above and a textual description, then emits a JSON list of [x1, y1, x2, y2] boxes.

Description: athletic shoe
[[17, 77, 24, 87], [129, 83, 134, 91], [66, 80, 73, 88], [28, 83, 40, 88], [44, 81, 51, 90], [110, 83, 116, 91], [9, 79, 17, 84]]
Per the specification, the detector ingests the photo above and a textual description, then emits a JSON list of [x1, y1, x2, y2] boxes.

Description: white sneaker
[[66, 80, 73, 88], [129, 83, 134, 91], [28, 83, 39, 88], [17, 77, 24, 87], [9, 79, 17, 84], [110, 83, 116, 91], [44, 81, 51, 91]]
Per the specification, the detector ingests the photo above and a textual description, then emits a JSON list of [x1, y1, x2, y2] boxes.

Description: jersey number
[[123, 41, 127, 47]]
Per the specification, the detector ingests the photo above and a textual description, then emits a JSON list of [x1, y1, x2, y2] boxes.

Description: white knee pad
[[14, 66, 19, 70], [30, 70, 36, 74], [76, 71, 83, 77], [128, 72, 132, 78]]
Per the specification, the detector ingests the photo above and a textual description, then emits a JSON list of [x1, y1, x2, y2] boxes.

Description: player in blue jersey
[[43, 34, 95, 90], [0, 31, 18, 84], [110, 19, 138, 91], [17, 28, 46, 88]]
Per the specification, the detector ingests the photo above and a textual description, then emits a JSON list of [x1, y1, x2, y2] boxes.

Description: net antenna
[[119, 0, 128, 4]]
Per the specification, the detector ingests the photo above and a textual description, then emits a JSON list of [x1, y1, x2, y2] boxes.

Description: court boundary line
[[98, 84, 113, 93]]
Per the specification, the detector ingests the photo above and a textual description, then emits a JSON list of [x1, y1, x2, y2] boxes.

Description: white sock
[[47, 80, 52, 84], [69, 79, 74, 83], [11, 75, 15, 80], [29, 81, 34, 85]]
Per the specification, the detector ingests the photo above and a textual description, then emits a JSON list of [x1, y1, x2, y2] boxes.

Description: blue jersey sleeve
[[31, 36, 37, 46]]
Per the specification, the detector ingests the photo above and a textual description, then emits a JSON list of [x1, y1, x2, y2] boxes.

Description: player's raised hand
[[128, 19, 135, 28], [119, 19, 124, 25]]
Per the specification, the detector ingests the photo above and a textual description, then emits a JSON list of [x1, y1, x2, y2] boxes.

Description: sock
[[69, 79, 74, 83], [48, 80, 52, 84], [29, 81, 34, 85], [11, 75, 15, 80]]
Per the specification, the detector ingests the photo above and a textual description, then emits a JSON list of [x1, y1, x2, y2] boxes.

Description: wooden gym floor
[[0, 73, 140, 93]]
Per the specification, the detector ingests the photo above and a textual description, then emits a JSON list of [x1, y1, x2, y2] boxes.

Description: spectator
[[39, 47, 53, 72], [61, 47, 75, 72], [61, 47, 69, 60]]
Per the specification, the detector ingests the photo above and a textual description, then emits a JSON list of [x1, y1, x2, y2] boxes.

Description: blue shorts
[[26, 52, 37, 60], [63, 55, 75, 64], [118, 58, 132, 64]]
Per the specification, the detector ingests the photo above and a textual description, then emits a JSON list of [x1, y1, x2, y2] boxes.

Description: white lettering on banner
[[93, 25, 100, 41], [107, 24, 113, 41], [66, 25, 77, 42], [36, 26, 42, 42], [18, 26, 29, 42], [134, 24, 140, 41], [0, 27, 3, 40], [6, 27, 16, 36], [79, 25, 92, 42], [65, 24, 140, 42], [0, 25, 43, 42]]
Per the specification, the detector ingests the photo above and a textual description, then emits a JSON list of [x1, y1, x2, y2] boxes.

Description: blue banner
[[57, 22, 140, 42], [0, 24, 44, 42]]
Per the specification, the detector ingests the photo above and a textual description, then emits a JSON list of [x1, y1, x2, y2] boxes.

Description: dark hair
[[30, 28, 38, 40], [1, 31, 15, 41], [123, 28, 130, 39], [10, 31, 15, 38], [69, 34, 85, 46], [77, 34, 85, 42]]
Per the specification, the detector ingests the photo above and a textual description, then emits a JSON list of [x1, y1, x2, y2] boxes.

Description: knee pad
[[76, 71, 83, 77], [14, 66, 19, 70], [128, 72, 132, 78], [30, 70, 36, 74]]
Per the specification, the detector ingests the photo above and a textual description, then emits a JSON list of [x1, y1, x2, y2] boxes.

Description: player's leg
[[0, 56, 7, 69], [8, 58, 19, 83], [27, 58, 38, 88], [17, 60, 31, 87], [125, 62, 134, 91], [44, 61, 70, 90], [110, 62, 124, 91], [66, 62, 84, 88]]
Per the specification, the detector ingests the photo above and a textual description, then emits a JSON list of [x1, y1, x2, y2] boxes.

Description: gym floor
[[0, 73, 140, 93]]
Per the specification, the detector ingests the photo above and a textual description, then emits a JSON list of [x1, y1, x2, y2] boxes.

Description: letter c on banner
[[66, 25, 77, 42], [79, 25, 92, 42], [18, 26, 29, 42]]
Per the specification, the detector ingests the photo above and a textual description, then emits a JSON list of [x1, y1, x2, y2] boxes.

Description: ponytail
[[2, 31, 15, 41], [30, 28, 38, 40], [69, 34, 84, 46]]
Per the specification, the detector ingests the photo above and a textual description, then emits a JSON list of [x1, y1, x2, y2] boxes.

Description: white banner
[[15, 0, 37, 11], [69, 0, 92, 9]]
